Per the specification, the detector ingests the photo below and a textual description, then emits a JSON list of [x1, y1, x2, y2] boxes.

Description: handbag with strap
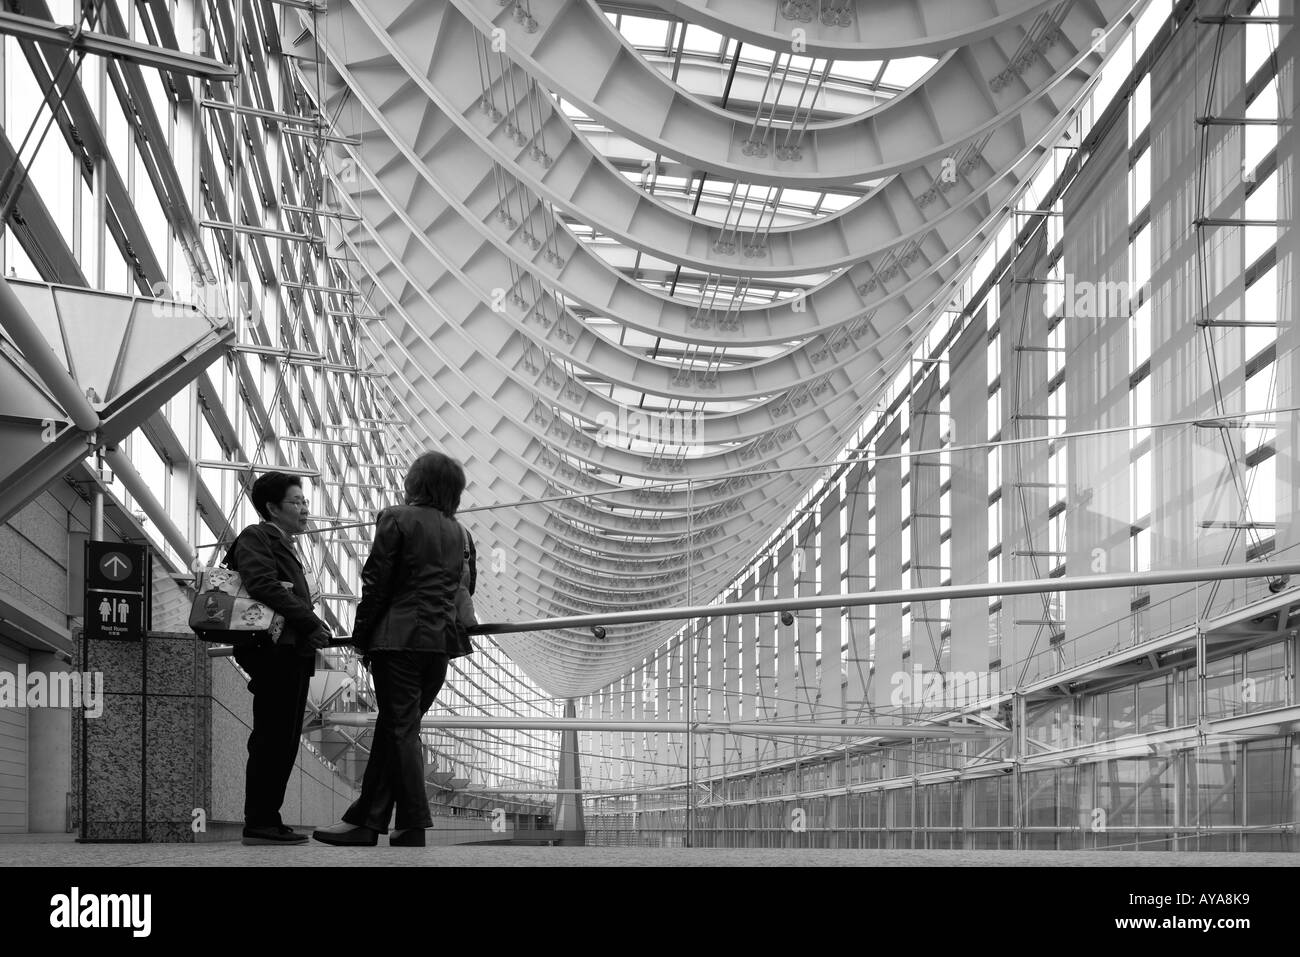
[[451, 522, 478, 658], [188, 527, 289, 646]]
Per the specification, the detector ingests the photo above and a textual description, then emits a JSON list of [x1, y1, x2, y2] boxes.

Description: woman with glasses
[[226, 471, 333, 845], [314, 451, 476, 848]]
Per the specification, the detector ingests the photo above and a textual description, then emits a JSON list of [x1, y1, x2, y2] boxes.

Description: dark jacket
[[225, 522, 326, 657], [352, 505, 475, 655]]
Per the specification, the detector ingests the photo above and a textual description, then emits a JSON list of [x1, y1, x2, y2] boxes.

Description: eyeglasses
[[282, 498, 310, 508]]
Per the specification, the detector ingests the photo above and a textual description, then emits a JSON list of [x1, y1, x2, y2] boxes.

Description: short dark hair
[[251, 471, 303, 520], [403, 452, 466, 514]]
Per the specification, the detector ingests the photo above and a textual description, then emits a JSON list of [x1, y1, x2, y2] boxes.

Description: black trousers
[[343, 651, 449, 832], [233, 645, 314, 828]]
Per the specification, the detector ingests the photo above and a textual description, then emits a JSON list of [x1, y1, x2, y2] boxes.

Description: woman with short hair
[[314, 451, 476, 848], [227, 471, 332, 845]]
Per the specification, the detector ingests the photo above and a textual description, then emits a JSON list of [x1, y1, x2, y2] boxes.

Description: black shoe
[[390, 828, 426, 847], [312, 822, 379, 846], [242, 824, 308, 846]]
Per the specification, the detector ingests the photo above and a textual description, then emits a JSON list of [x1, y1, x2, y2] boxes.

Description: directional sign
[[84, 592, 144, 641], [102, 553, 131, 581], [87, 541, 147, 592], [85, 541, 150, 641]]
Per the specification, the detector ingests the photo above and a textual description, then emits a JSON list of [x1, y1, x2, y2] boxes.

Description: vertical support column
[[598, 688, 612, 792], [668, 639, 684, 773], [819, 488, 843, 721], [844, 462, 871, 714], [756, 557, 777, 762], [707, 617, 723, 723], [655, 652, 669, 783], [1149, 17, 1248, 628], [1011, 691, 1024, 851], [776, 540, 796, 718], [911, 369, 944, 685], [950, 311, 990, 680], [1276, 4, 1300, 556], [874, 417, 904, 716], [91, 485, 105, 542], [624, 673, 636, 791], [553, 698, 585, 843], [724, 593, 741, 773], [796, 517, 818, 720], [649, 651, 663, 781], [999, 230, 1053, 685], [586, 692, 596, 792], [185, 384, 203, 554], [230, 0, 245, 313], [694, 619, 710, 773], [615, 675, 628, 790], [705, 615, 721, 775], [739, 569, 760, 766], [1064, 112, 1132, 664], [93, 31, 108, 292], [174, 0, 201, 296], [759, 553, 774, 722], [576, 694, 590, 802], [681, 631, 694, 846], [775, 538, 797, 760], [632, 663, 647, 787]]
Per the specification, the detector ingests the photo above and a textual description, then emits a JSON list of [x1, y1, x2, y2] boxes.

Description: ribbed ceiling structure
[[298, 0, 1142, 697]]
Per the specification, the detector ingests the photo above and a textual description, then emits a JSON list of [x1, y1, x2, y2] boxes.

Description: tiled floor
[[0, 838, 1293, 867]]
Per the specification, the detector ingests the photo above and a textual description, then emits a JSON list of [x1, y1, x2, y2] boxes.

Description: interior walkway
[[0, 838, 1293, 867]]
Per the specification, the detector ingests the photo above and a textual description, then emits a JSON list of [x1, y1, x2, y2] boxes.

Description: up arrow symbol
[[105, 555, 129, 577]]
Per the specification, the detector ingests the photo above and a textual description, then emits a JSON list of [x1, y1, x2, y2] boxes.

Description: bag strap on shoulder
[[221, 523, 266, 571]]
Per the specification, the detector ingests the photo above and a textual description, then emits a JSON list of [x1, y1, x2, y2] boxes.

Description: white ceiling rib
[[303, 0, 1141, 696]]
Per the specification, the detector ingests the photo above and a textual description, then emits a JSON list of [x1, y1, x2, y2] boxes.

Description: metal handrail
[[202, 559, 1298, 654], [319, 715, 1003, 738], [468, 561, 1298, 636]]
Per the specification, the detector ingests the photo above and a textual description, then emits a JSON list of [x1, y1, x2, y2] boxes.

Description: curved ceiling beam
[[339, 117, 1012, 402], [331, 61, 1028, 349], [348, 226, 907, 593], [318, 0, 1111, 283], [436, 0, 1129, 186], [351, 222, 918, 529], [345, 155, 981, 432], [642, 0, 1059, 58], [313, 35, 1033, 408]]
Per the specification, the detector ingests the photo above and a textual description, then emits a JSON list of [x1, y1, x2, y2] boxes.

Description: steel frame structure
[[3, 0, 1297, 850]]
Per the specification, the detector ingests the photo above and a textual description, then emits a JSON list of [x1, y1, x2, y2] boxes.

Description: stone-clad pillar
[[74, 630, 359, 842], [73, 630, 211, 842]]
